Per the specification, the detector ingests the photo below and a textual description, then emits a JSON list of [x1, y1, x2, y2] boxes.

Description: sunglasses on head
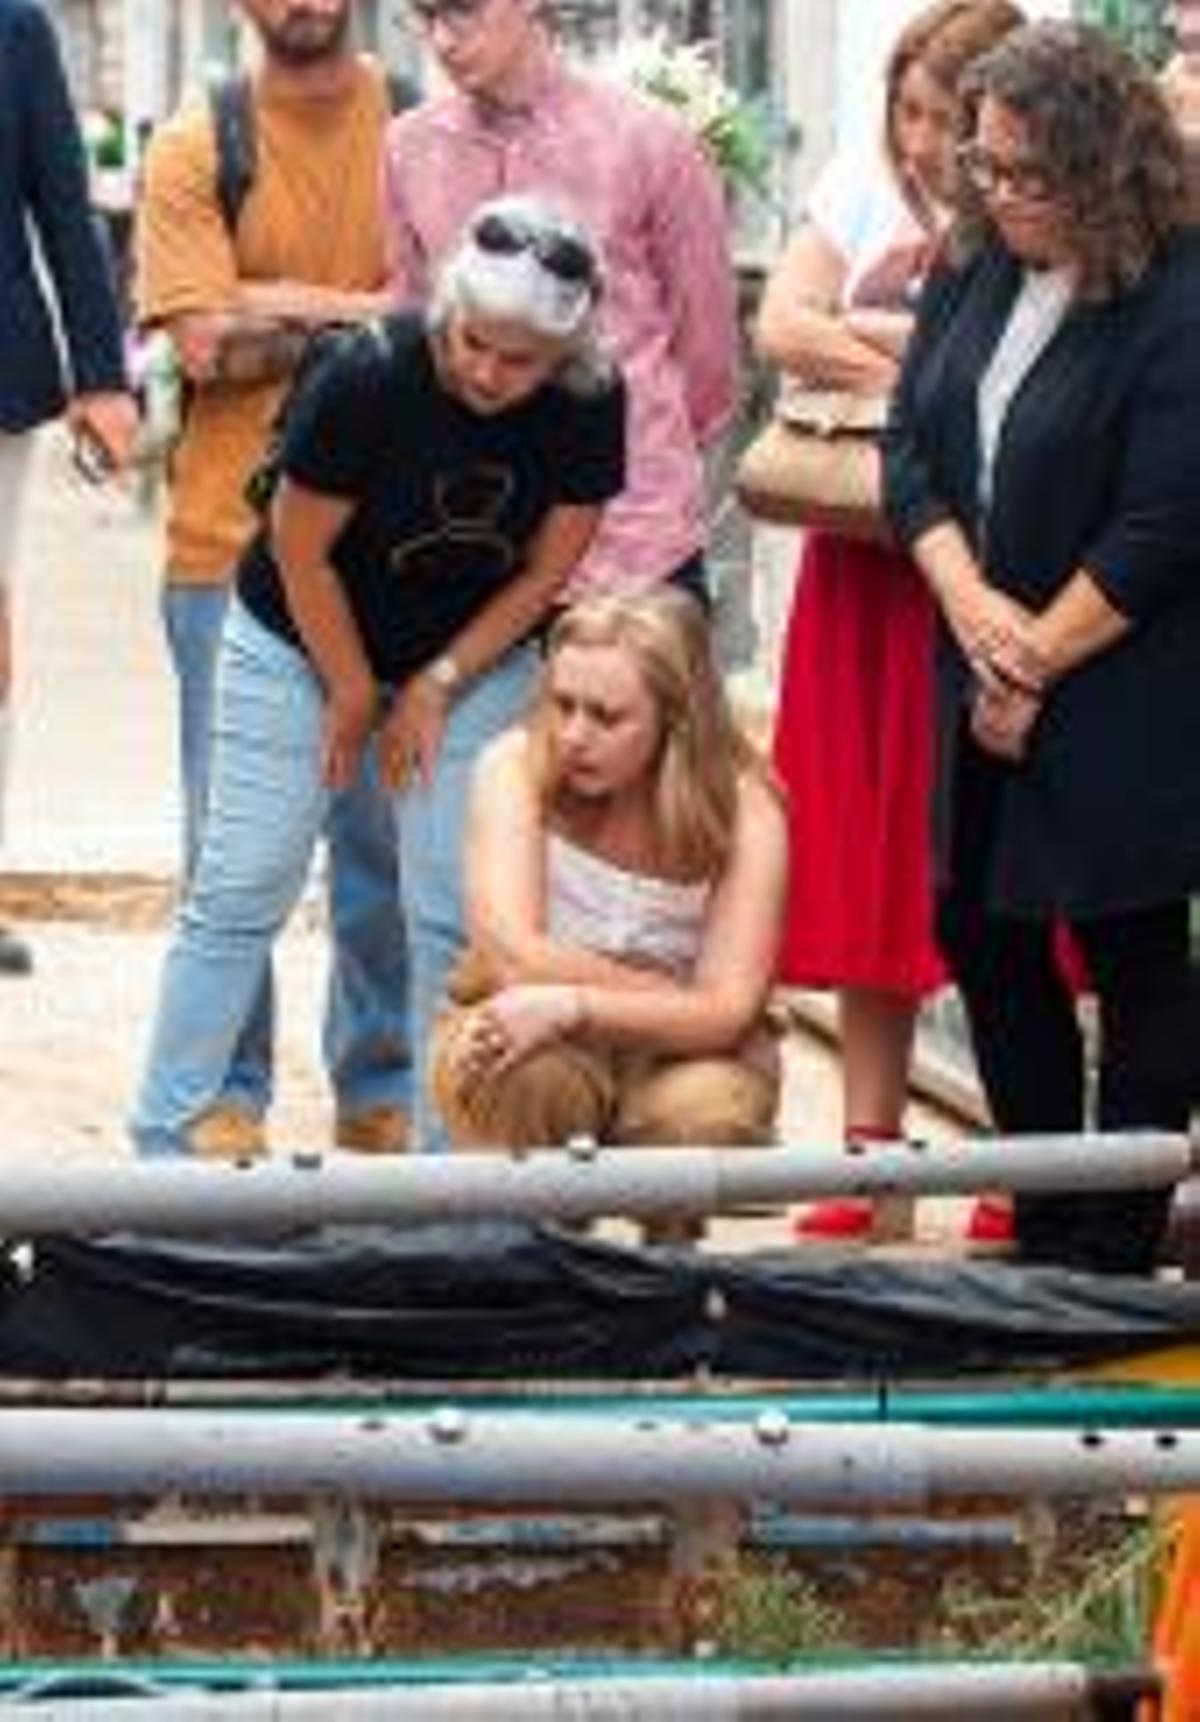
[[472, 211, 599, 291]]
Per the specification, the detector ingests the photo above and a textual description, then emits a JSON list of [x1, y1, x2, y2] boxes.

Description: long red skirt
[[771, 528, 946, 1001]]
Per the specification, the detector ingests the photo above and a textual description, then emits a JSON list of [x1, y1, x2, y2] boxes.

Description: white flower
[[601, 31, 771, 195]]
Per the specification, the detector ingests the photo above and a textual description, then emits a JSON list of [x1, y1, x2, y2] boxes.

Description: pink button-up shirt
[[383, 58, 737, 593]]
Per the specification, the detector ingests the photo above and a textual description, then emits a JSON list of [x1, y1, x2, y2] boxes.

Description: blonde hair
[[526, 589, 771, 880]]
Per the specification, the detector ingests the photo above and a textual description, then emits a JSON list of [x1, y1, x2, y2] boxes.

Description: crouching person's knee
[[431, 1009, 615, 1147], [616, 1055, 779, 1149]]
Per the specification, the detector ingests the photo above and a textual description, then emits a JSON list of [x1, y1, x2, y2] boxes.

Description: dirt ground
[[0, 875, 337, 1164]]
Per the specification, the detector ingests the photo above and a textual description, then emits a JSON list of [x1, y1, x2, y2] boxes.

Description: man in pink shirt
[[385, 0, 737, 601]]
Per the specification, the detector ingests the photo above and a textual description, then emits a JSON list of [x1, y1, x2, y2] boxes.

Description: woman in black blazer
[[0, 0, 135, 973], [885, 21, 1199, 1275]]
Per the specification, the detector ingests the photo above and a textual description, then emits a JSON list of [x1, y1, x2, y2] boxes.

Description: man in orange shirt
[[134, 0, 409, 1156]]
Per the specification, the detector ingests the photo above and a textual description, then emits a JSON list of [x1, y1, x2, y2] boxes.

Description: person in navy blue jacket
[[0, 0, 136, 974], [884, 22, 1199, 1276]]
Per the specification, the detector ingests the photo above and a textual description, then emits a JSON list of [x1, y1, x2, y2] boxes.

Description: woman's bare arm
[[569, 775, 788, 1053], [474, 769, 788, 1058], [380, 503, 602, 790], [754, 226, 900, 392]]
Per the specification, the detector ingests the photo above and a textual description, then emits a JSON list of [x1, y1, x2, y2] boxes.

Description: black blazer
[[885, 233, 1200, 918], [0, 0, 125, 432]]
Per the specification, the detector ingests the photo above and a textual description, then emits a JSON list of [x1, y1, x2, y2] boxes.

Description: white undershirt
[[977, 267, 1074, 513], [546, 833, 710, 978]]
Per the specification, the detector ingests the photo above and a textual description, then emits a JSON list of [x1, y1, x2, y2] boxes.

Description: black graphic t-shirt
[[237, 313, 626, 684]]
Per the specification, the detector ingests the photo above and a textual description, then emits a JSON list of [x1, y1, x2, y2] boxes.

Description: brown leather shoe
[[187, 1103, 267, 1160], [335, 1105, 409, 1154]]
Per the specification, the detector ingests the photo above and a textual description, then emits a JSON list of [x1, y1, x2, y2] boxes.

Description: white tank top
[[546, 833, 711, 978]]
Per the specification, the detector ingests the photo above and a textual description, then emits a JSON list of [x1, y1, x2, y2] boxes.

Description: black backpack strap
[[210, 68, 408, 234], [208, 73, 256, 235]]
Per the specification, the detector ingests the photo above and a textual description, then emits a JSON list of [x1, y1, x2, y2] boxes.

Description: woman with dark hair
[[131, 194, 626, 1156], [430, 587, 787, 1200], [755, 0, 1024, 1242], [885, 22, 1199, 1275]]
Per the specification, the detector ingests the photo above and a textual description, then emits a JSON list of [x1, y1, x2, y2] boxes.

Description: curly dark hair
[[954, 21, 1187, 297]]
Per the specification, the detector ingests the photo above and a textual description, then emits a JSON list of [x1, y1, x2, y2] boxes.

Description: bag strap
[[209, 65, 416, 237], [208, 73, 256, 236]]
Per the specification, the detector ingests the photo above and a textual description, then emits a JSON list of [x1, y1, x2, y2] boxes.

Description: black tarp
[[0, 1224, 1197, 1380]]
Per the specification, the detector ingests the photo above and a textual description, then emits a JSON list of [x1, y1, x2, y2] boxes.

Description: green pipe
[[162, 1381, 1200, 1428], [0, 1652, 1154, 1696]]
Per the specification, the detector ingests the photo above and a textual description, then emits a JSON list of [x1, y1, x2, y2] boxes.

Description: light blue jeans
[[134, 599, 538, 1155], [160, 584, 409, 1120]]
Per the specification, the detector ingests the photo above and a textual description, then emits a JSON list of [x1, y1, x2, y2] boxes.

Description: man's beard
[[261, 5, 352, 67]]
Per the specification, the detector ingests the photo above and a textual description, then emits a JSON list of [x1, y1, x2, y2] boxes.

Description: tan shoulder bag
[[735, 386, 891, 543]]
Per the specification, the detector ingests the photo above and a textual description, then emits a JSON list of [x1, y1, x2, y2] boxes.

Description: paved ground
[[0, 433, 971, 1246]]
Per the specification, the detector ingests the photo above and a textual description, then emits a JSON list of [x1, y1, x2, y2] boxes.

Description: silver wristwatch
[[425, 652, 463, 696]]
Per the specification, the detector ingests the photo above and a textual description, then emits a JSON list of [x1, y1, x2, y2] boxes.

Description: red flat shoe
[[965, 1194, 1015, 1249], [792, 1198, 874, 1239]]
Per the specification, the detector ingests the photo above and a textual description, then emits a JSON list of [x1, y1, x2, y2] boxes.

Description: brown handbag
[[735, 386, 891, 543]]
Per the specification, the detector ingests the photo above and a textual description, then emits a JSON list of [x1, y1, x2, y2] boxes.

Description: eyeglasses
[[472, 210, 600, 291], [407, 0, 489, 33], [957, 141, 1056, 204]]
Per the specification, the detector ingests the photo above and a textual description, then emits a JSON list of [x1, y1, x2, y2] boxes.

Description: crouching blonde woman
[[431, 588, 788, 1202]]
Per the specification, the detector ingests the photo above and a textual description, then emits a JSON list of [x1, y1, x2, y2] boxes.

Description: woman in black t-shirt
[[132, 195, 626, 1156]]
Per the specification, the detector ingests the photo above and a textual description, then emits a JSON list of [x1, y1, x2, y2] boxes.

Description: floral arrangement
[[604, 31, 773, 197]]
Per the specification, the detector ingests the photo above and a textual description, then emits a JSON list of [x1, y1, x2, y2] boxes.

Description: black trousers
[[936, 735, 1196, 1276]]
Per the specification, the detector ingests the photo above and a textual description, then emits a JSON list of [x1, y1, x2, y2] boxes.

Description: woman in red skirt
[[755, 0, 1023, 1240]]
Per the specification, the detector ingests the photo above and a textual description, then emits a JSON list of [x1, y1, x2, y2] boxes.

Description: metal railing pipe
[[0, 1410, 1199, 1504], [0, 1131, 1192, 1236], [0, 1660, 1148, 1718]]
